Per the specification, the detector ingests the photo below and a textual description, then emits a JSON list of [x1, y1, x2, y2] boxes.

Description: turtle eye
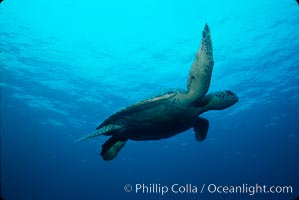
[[226, 90, 234, 96]]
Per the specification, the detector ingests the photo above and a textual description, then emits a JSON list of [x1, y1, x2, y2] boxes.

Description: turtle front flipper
[[75, 124, 122, 142], [101, 136, 128, 161], [193, 117, 209, 142], [187, 24, 214, 101]]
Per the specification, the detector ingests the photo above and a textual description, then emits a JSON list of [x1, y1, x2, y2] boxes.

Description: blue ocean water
[[1, 0, 299, 199]]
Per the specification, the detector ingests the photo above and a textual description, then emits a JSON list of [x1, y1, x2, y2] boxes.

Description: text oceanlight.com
[[123, 183, 293, 196]]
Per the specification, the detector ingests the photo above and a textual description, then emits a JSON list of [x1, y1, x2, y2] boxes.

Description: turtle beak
[[226, 90, 239, 105]]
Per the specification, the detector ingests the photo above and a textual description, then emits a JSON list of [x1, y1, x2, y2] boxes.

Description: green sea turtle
[[76, 24, 238, 161]]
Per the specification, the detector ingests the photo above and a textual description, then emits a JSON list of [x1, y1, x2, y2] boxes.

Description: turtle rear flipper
[[193, 117, 209, 142], [101, 136, 127, 161]]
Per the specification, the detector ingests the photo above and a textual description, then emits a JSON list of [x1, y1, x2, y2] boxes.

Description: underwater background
[[1, 0, 299, 199]]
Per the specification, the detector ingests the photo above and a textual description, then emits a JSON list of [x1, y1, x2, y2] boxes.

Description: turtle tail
[[75, 124, 122, 142]]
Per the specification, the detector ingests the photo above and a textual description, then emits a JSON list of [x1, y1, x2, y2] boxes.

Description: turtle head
[[206, 90, 238, 111]]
